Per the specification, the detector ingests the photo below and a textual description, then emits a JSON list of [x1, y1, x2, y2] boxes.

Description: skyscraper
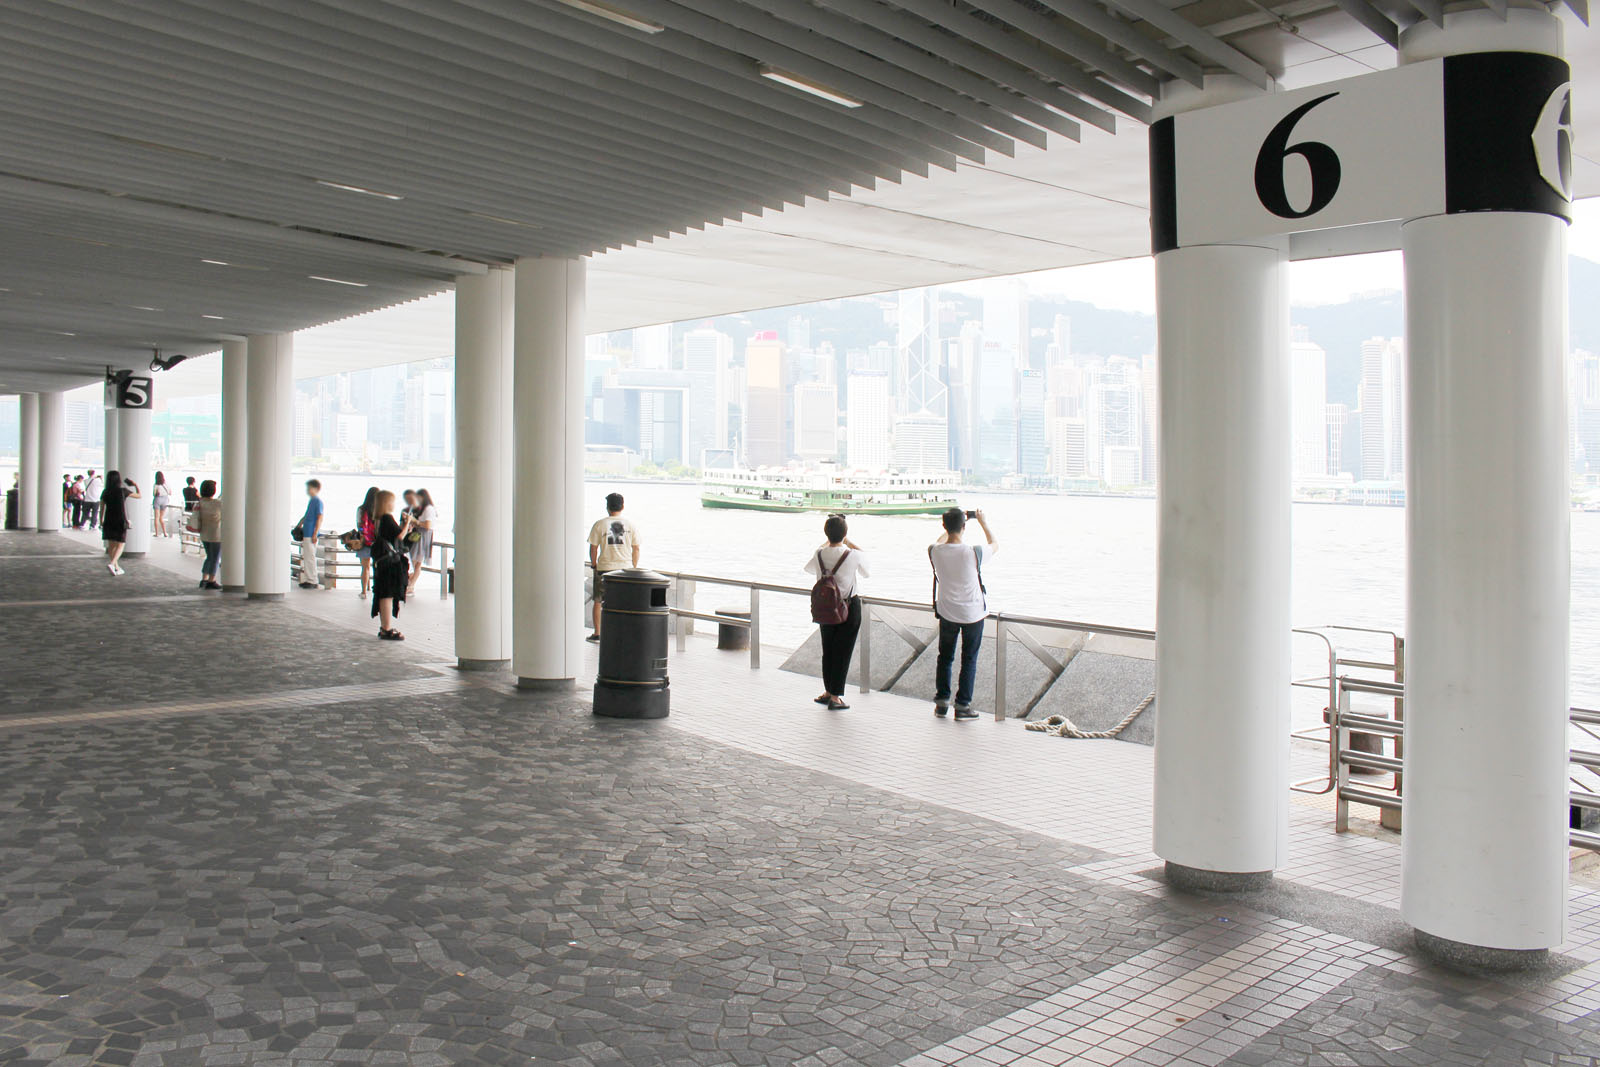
[[894, 287, 949, 470], [1358, 337, 1403, 481], [632, 323, 671, 371], [683, 325, 732, 466], [1017, 368, 1046, 480], [742, 331, 786, 468], [1291, 328, 1328, 481], [793, 382, 838, 461], [846, 370, 891, 471]]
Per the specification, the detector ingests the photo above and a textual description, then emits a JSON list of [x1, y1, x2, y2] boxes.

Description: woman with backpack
[[804, 514, 869, 711]]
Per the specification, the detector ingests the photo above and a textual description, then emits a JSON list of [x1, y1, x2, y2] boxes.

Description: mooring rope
[[1024, 691, 1155, 739]]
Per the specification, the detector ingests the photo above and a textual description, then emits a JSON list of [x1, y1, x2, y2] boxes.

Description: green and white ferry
[[700, 464, 960, 515]]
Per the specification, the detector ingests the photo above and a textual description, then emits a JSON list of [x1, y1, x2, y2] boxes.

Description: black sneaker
[[934, 702, 950, 717], [298, 582, 316, 589], [954, 706, 979, 721], [585, 633, 600, 643]]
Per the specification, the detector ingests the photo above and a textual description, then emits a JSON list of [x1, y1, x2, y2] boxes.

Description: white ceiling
[[0, 0, 1593, 398]]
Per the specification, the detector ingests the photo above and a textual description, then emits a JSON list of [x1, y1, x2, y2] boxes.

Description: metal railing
[[648, 569, 1154, 723], [163, 504, 456, 598]]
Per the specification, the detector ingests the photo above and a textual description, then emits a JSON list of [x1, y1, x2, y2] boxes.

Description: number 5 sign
[[1151, 51, 1572, 253], [107, 375, 153, 410]]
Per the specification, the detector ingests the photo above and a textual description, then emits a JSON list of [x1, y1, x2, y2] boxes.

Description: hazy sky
[[979, 197, 1600, 315]]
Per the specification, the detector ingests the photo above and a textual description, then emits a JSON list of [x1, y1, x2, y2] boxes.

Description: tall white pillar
[[244, 333, 293, 599], [220, 339, 249, 591], [116, 394, 153, 556], [35, 391, 65, 532], [455, 268, 515, 669], [1398, 8, 1570, 965], [103, 406, 119, 474], [17, 393, 38, 531], [1150, 77, 1290, 891], [512, 257, 586, 688]]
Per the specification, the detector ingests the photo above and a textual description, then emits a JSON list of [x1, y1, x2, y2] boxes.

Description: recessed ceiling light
[[130, 305, 162, 312], [201, 314, 226, 320], [552, 0, 664, 33], [759, 66, 862, 108], [48, 331, 76, 337], [201, 259, 230, 266], [465, 210, 542, 229], [314, 179, 404, 200], [308, 275, 368, 287]]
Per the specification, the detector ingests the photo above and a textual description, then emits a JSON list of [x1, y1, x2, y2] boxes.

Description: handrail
[[648, 565, 1153, 723]]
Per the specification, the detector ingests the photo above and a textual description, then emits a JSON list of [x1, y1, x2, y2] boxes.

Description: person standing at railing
[[181, 476, 199, 514], [152, 471, 171, 538], [406, 488, 438, 595], [83, 469, 102, 529], [805, 514, 868, 711], [296, 479, 325, 590], [369, 489, 409, 641], [586, 492, 641, 643], [354, 485, 379, 599], [930, 507, 998, 722], [68, 474, 85, 528], [188, 479, 223, 590]]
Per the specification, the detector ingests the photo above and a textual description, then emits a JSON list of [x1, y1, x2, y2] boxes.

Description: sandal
[[827, 698, 849, 710], [378, 629, 405, 641]]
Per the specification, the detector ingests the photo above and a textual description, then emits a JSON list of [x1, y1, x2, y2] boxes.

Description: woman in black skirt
[[369, 489, 412, 640], [100, 470, 140, 575]]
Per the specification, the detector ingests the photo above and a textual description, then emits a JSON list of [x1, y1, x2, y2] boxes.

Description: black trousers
[[819, 595, 863, 697]]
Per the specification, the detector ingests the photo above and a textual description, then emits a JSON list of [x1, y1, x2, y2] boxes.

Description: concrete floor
[[5, 529, 1600, 1066]]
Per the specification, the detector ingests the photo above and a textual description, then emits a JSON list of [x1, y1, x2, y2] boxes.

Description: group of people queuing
[[344, 484, 439, 641], [804, 507, 997, 717]]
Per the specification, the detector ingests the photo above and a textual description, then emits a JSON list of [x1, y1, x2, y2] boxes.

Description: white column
[[17, 393, 38, 530], [512, 257, 586, 688], [244, 333, 293, 599], [35, 391, 65, 532], [220, 339, 249, 590], [116, 396, 153, 556], [455, 268, 515, 669], [103, 406, 119, 473], [1150, 78, 1290, 891], [1399, 8, 1570, 964]]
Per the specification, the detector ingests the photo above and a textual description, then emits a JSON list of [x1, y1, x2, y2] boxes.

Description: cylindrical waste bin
[[715, 608, 751, 651], [594, 568, 671, 719], [4, 488, 16, 530]]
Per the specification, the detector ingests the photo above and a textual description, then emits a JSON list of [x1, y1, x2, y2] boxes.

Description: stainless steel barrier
[[647, 568, 1154, 723]]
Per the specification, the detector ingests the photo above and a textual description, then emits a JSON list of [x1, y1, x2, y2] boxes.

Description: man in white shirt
[[83, 470, 103, 529], [587, 492, 641, 643], [929, 507, 998, 720]]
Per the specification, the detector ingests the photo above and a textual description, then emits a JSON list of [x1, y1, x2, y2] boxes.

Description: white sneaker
[[359, 590, 368, 599], [112, 564, 125, 576], [107, 562, 116, 575]]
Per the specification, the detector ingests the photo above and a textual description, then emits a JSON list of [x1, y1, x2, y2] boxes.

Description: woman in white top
[[406, 488, 439, 593], [804, 514, 869, 710]]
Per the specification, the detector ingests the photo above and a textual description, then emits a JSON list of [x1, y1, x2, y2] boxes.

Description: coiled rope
[[1024, 691, 1155, 739]]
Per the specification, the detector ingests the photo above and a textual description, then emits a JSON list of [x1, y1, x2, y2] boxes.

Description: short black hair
[[942, 507, 966, 534], [186, 476, 196, 485], [606, 492, 624, 513], [306, 478, 321, 490], [200, 480, 217, 498], [824, 514, 848, 544]]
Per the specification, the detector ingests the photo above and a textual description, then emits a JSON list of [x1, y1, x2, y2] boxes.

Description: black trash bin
[[4, 488, 16, 530], [594, 568, 671, 720]]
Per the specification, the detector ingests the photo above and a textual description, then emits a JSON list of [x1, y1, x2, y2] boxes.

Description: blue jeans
[[936, 618, 984, 708], [201, 541, 221, 578]]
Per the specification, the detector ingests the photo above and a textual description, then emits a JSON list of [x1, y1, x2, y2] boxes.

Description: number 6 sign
[[1151, 52, 1572, 253]]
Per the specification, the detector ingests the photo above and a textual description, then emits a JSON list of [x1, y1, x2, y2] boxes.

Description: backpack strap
[[819, 548, 849, 577], [929, 545, 938, 614], [973, 545, 986, 594]]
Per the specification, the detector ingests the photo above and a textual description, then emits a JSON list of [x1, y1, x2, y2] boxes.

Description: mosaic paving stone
[[0, 686, 1198, 1067]]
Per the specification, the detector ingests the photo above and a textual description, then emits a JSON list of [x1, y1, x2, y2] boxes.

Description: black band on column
[[1149, 117, 1179, 254], [1443, 51, 1572, 221]]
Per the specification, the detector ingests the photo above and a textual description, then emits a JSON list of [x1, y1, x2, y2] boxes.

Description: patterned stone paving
[[5, 536, 1600, 1066]]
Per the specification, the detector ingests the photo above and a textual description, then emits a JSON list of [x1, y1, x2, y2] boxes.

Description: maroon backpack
[[810, 549, 851, 625]]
